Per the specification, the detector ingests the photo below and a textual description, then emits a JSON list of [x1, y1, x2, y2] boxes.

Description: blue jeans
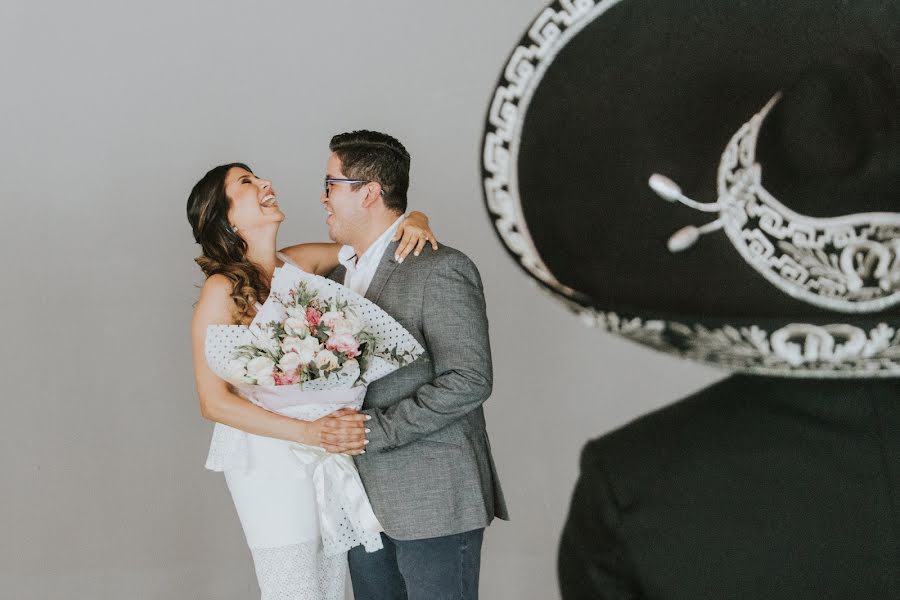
[[348, 528, 485, 600]]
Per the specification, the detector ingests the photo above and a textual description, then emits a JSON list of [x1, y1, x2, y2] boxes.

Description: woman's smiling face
[[224, 166, 284, 233]]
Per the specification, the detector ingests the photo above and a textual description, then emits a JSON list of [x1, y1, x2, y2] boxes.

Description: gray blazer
[[329, 240, 509, 540]]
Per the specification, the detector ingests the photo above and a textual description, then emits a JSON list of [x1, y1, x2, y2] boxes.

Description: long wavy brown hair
[[187, 163, 269, 323]]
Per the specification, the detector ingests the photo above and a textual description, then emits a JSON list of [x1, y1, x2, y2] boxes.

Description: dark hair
[[186, 163, 269, 322], [329, 130, 411, 213]]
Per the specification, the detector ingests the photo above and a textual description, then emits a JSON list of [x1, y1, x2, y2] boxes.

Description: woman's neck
[[243, 233, 280, 278]]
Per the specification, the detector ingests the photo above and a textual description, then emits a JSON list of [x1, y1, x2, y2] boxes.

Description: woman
[[188, 162, 437, 598]]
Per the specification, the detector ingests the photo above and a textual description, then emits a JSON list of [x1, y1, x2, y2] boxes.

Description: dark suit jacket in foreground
[[559, 375, 900, 599], [330, 241, 508, 540]]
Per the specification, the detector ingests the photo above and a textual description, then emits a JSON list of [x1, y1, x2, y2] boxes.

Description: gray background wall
[[0, 1, 722, 598]]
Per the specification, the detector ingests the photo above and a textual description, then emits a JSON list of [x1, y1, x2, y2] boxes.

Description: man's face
[[321, 153, 368, 245]]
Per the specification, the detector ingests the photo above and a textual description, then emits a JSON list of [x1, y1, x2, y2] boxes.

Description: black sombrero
[[482, 0, 900, 377]]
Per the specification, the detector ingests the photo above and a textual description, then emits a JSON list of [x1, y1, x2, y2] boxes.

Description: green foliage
[[376, 344, 422, 367], [287, 282, 318, 308]]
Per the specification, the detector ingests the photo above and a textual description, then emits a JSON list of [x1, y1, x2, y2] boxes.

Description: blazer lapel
[[365, 241, 401, 304], [329, 264, 347, 284]]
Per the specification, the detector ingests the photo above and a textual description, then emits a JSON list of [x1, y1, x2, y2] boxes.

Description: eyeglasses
[[324, 177, 370, 198], [323, 177, 385, 198]]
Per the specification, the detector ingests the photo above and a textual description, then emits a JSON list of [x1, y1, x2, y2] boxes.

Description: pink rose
[[326, 332, 361, 358], [306, 306, 322, 328], [274, 368, 300, 385]]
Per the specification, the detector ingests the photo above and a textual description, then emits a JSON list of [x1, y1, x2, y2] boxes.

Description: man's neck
[[351, 212, 403, 258]]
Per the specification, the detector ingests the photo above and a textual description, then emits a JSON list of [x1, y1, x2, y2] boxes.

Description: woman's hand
[[299, 408, 371, 455], [393, 210, 439, 262]]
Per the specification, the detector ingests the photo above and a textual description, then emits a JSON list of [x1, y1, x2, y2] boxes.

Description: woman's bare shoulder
[[201, 273, 232, 293], [194, 274, 236, 324]]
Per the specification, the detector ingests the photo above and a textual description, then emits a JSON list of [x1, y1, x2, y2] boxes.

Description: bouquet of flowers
[[227, 280, 417, 390], [205, 260, 424, 556], [221, 261, 424, 419]]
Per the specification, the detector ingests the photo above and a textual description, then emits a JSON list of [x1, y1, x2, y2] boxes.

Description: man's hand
[[300, 408, 370, 455]]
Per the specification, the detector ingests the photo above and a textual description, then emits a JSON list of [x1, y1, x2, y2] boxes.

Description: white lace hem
[[250, 541, 346, 600]]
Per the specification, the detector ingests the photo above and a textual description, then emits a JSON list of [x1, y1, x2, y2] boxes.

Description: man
[[320, 130, 508, 599]]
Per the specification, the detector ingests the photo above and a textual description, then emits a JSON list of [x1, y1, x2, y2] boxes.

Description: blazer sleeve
[[363, 251, 493, 452], [558, 440, 643, 600]]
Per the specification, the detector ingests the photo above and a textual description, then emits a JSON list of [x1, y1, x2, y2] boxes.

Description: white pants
[[224, 432, 347, 600]]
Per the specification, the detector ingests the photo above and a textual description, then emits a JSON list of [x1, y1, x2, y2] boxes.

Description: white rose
[[284, 317, 309, 337], [252, 333, 279, 355], [246, 356, 276, 384], [281, 336, 303, 353], [296, 336, 321, 365], [278, 351, 302, 373], [331, 312, 362, 336], [319, 311, 344, 329], [255, 375, 276, 387], [299, 335, 321, 351], [314, 349, 339, 370], [343, 311, 364, 335], [286, 305, 307, 319], [296, 349, 316, 366], [224, 357, 252, 384]]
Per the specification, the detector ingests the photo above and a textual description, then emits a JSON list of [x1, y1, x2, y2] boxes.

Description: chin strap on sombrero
[[648, 173, 724, 252]]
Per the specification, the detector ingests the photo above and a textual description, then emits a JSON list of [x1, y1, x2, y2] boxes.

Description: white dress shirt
[[339, 215, 405, 296]]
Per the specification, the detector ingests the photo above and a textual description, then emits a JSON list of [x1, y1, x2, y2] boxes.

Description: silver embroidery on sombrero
[[547, 292, 900, 377], [482, 0, 625, 301], [650, 93, 900, 314]]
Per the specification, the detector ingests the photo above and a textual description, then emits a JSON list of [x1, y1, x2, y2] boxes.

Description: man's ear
[[361, 182, 383, 208]]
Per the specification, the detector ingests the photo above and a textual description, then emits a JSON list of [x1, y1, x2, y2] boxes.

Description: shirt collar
[[338, 214, 406, 270]]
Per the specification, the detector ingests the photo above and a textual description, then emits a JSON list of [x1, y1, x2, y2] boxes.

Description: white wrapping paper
[[205, 262, 425, 555]]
